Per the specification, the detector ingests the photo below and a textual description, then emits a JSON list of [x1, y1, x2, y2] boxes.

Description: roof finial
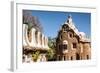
[[67, 14, 72, 24], [68, 14, 72, 18]]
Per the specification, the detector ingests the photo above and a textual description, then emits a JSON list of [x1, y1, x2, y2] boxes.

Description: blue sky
[[26, 10, 91, 38]]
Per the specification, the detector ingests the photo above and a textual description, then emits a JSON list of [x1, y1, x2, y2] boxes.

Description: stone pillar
[[44, 36, 46, 48], [23, 24, 27, 46], [35, 31, 38, 47], [42, 34, 44, 48], [43, 35, 45, 48], [31, 28, 36, 47], [37, 32, 41, 47], [23, 24, 31, 47], [40, 34, 42, 48], [46, 37, 48, 48], [45, 37, 48, 48], [23, 24, 40, 48]]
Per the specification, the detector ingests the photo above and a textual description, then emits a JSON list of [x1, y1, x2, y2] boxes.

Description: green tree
[[32, 51, 40, 62], [46, 48, 55, 61], [47, 37, 56, 61]]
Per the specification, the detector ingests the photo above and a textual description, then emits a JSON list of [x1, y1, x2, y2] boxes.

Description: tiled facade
[[56, 15, 91, 61]]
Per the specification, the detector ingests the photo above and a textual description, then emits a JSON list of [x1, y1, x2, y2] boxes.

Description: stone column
[[43, 35, 45, 48], [23, 24, 31, 47], [23, 24, 27, 46], [37, 32, 41, 47], [42, 34, 44, 48], [44, 36, 46, 48], [23, 24, 38, 48], [45, 37, 48, 48], [31, 28, 36, 47]]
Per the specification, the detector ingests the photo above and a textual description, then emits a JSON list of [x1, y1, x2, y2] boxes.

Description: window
[[87, 55, 89, 59], [64, 28, 67, 31], [71, 56, 73, 60], [63, 45, 67, 50], [59, 44, 67, 51], [63, 25, 66, 31], [69, 33, 73, 38], [73, 43, 77, 48], [64, 56, 66, 60], [63, 25, 69, 31], [76, 53, 80, 60]]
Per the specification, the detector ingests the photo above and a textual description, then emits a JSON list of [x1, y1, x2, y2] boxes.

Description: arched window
[[63, 40, 68, 50], [58, 40, 68, 52], [63, 45, 67, 50], [62, 25, 69, 31], [69, 33, 73, 38], [68, 31, 73, 38], [73, 43, 77, 48]]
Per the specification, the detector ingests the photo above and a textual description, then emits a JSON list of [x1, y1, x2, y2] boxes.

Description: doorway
[[76, 53, 80, 60]]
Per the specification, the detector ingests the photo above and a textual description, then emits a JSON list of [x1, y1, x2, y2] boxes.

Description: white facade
[[23, 24, 49, 50]]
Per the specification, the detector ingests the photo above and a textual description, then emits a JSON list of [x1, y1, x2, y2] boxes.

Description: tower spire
[[67, 14, 72, 24]]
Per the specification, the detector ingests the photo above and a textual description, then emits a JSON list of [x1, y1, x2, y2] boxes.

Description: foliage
[[46, 48, 55, 60], [47, 37, 56, 61], [32, 51, 40, 62], [23, 10, 43, 32], [48, 37, 56, 49]]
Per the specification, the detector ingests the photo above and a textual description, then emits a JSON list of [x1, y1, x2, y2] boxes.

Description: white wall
[[0, 0, 100, 73]]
